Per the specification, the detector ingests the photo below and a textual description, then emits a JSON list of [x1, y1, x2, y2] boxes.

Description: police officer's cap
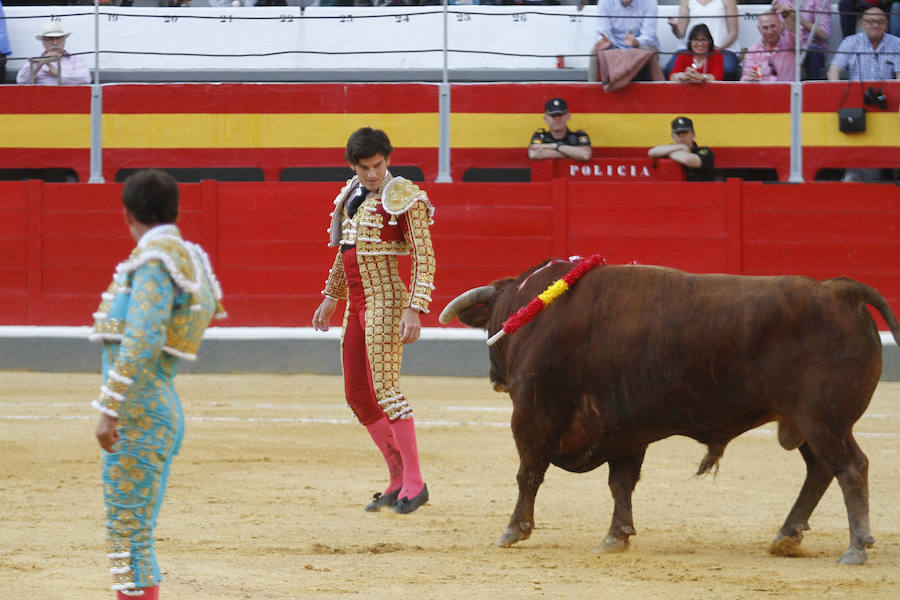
[[671, 116, 694, 133], [544, 98, 569, 115]]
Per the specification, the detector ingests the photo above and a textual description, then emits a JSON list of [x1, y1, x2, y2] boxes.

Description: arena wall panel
[[2, 179, 898, 331]]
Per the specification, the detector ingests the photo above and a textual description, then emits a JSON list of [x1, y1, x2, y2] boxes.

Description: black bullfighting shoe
[[391, 484, 429, 514], [364, 488, 400, 512]]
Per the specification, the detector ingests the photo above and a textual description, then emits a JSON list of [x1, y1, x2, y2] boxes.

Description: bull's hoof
[[836, 547, 868, 566], [497, 521, 532, 548], [591, 534, 630, 554], [768, 531, 804, 557]]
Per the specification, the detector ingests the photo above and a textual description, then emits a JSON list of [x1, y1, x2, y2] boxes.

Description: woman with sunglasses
[[669, 24, 724, 82]]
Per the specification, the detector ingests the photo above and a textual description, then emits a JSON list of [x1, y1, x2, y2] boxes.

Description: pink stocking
[[365, 417, 403, 493], [390, 417, 425, 499]]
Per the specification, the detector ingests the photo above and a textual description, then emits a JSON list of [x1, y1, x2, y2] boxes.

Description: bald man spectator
[[741, 10, 797, 82], [827, 7, 900, 81], [770, 0, 832, 79], [828, 8, 899, 182]]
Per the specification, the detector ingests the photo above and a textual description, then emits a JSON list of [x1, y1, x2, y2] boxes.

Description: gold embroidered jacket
[[323, 173, 436, 313]]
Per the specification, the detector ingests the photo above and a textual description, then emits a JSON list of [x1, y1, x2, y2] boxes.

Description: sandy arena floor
[[1, 371, 899, 599]]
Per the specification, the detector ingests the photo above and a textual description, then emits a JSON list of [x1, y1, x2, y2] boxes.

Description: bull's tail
[[826, 277, 900, 345]]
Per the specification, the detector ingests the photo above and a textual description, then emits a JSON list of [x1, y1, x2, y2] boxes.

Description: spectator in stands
[[528, 97, 593, 162], [669, 23, 725, 81], [837, 0, 889, 39], [0, 1, 10, 84], [16, 22, 91, 86], [741, 10, 798, 81], [588, 0, 660, 82], [668, 0, 740, 80], [828, 7, 899, 182], [827, 7, 900, 80], [771, 0, 831, 79], [648, 116, 715, 181]]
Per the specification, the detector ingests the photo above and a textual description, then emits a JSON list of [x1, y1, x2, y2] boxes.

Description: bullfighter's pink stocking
[[390, 417, 425, 499], [366, 417, 403, 494]]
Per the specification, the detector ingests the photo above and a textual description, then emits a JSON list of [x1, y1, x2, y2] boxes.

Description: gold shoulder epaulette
[[382, 176, 432, 217]]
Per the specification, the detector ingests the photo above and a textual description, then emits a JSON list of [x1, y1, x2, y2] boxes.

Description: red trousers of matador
[[340, 247, 411, 424]]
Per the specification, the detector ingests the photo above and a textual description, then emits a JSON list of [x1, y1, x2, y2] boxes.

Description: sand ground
[[1, 371, 899, 599]]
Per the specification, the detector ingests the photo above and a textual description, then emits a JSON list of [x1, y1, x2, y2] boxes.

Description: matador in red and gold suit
[[315, 153, 436, 514]]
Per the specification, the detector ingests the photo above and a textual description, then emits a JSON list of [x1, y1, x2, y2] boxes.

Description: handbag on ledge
[[838, 107, 866, 133], [837, 80, 866, 133]]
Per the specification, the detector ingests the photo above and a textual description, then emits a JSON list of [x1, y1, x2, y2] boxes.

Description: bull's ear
[[457, 304, 492, 329]]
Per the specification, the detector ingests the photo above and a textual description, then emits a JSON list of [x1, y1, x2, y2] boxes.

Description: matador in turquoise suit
[[90, 170, 225, 600]]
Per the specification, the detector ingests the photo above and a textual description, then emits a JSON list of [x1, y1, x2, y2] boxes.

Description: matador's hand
[[95, 413, 120, 452], [313, 296, 338, 331], [399, 308, 421, 344]]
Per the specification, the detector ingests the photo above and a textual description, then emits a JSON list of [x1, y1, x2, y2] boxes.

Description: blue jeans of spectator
[[891, 2, 900, 38], [803, 47, 826, 80]]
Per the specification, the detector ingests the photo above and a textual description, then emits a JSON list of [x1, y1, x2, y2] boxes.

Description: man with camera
[[827, 7, 899, 183], [827, 7, 900, 81]]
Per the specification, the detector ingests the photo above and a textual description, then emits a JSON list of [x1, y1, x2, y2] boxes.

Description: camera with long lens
[[863, 86, 887, 110]]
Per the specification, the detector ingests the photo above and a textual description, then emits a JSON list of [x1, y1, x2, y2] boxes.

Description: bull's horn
[[439, 286, 496, 324]]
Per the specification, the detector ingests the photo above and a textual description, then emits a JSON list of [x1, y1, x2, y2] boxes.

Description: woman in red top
[[669, 24, 724, 83]]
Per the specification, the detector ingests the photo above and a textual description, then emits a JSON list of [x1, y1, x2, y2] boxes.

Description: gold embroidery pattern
[[358, 246, 411, 420], [382, 177, 435, 221], [323, 252, 348, 300], [403, 201, 436, 313], [91, 229, 224, 366]]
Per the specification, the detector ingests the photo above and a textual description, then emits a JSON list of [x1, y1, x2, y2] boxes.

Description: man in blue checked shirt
[[827, 7, 900, 81], [589, 0, 660, 81]]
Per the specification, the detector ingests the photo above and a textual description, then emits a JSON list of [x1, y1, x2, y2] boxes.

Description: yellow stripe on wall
[[0, 115, 90, 149], [802, 112, 900, 147], [102, 113, 440, 148], [3, 111, 895, 151], [451, 113, 794, 148]]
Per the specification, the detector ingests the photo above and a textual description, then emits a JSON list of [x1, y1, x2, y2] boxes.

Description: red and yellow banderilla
[[487, 254, 606, 346]]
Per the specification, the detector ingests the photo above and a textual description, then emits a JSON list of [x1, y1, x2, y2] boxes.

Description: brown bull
[[439, 260, 900, 565]]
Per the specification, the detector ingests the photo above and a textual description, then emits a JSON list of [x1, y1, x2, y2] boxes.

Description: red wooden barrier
[[2, 180, 898, 330], [530, 158, 684, 182]]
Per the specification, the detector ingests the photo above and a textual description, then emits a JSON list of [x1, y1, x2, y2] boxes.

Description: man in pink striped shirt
[[740, 11, 798, 82]]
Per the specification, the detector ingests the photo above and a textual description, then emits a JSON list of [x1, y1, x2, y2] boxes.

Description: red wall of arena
[[2, 180, 898, 329]]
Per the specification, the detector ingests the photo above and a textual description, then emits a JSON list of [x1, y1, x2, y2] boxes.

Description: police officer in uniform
[[528, 98, 593, 162], [647, 116, 715, 181]]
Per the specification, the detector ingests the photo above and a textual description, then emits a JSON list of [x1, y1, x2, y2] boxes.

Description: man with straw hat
[[16, 21, 91, 85]]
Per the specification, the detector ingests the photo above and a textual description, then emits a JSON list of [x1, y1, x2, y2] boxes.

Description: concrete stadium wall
[[2, 327, 899, 381], [1, 4, 814, 79]]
